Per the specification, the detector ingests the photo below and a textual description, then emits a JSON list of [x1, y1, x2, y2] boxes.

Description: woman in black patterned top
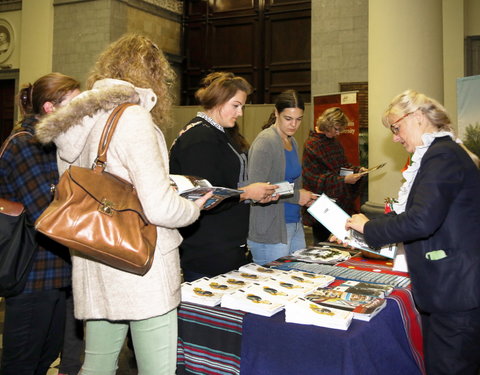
[[169, 72, 277, 281]]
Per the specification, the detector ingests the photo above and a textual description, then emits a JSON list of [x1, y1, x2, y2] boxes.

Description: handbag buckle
[[98, 199, 114, 216]]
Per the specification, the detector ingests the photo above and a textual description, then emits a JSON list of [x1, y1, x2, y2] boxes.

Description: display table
[[177, 289, 424, 375], [177, 257, 425, 375]]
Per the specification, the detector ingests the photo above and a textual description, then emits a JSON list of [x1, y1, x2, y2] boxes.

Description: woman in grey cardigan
[[248, 90, 315, 265]]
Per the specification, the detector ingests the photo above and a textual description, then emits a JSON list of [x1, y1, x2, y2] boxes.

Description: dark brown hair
[[262, 90, 305, 129], [195, 72, 252, 110], [18, 72, 80, 118], [226, 123, 250, 153]]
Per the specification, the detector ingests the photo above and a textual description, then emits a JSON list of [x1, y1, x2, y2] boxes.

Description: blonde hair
[[195, 72, 252, 110], [382, 90, 453, 133], [87, 33, 175, 128], [316, 107, 348, 132]]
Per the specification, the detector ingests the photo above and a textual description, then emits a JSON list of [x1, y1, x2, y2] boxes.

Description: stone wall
[[52, 0, 182, 97], [311, 0, 368, 97]]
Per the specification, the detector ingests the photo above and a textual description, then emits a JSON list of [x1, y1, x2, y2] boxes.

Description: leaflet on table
[[181, 277, 224, 307], [333, 280, 394, 298], [291, 245, 351, 264], [306, 194, 397, 259], [169, 174, 242, 210]]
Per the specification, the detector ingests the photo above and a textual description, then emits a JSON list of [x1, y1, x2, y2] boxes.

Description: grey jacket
[[248, 126, 302, 244]]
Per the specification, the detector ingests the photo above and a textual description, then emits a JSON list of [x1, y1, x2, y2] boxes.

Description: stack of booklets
[[215, 267, 332, 315], [264, 277, 321, 297], [332, 280, 394, 298], [221, 284, 287, 317], [303, 287, 387, 321], [291, 245, 351, 264], [181, 274, 260, 307], [220, 268, 334, 316], [222, 269, 271, 284], [238, 263, 289, 278], [285, 297, 354, 330], [273, 269, 335, 289], [181, 264, 390, 326], [181, 277, 225, 307]]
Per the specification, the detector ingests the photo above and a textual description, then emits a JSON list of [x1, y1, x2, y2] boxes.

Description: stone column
[[443, 0, 464, 134], [364, 0, 444, 215], [19, 0, 54, 85]]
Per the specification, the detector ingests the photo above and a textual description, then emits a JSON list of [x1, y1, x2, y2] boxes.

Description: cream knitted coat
[[36, 79, 200, 320]]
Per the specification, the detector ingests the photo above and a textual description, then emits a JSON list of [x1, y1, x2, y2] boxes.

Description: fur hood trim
[[36, 84, 140, 144]]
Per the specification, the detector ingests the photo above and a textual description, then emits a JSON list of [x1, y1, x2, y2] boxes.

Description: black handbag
[[0, 132, 38, 297]]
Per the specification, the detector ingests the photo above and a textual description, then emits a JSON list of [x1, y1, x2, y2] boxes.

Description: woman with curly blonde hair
[[36, 33, 211, 375]]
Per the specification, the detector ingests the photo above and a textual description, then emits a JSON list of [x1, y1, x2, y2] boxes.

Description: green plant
[[463, 123, 480, 158]]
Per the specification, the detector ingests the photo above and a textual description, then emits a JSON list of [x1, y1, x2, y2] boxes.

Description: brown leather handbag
[[35, 103, 157, 275]]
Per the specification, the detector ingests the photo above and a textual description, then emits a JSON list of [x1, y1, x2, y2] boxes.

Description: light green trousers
[[80, 309, 177, 375]]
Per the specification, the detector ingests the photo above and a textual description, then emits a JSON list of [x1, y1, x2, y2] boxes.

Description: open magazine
[[169, 175, 242, 210], [307, 193, 397, 259]]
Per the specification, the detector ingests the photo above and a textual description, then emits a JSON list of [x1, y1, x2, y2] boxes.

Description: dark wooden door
[[264, 0, 311, 103], [0, 78, 15, 145], [182, 0, 311, 105]]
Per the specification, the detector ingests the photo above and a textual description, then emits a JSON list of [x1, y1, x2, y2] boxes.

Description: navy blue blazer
[[364, 136, 480, 313]]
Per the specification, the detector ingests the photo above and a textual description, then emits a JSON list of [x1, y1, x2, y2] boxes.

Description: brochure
[[272, 181, 294, 197], [357, 162, 386, 176], [307, 193, 397, 259], [169, 174, 242, 210]]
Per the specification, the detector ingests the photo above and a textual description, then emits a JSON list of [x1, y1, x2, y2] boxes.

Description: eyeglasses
[[389, 112, 414, 135]]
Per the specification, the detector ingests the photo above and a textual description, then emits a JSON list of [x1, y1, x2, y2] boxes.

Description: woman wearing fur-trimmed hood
[[36, 34, 210, 374]]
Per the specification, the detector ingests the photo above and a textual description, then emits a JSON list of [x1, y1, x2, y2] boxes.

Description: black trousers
[[1, 289, 67, 375], [58, 288, 84, 375], [421, 307, 480, 375]]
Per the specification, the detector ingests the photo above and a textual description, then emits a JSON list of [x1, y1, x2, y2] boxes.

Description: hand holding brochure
[[272, 181, 294, 197], [339, 163, 386, 177], [169, 175, 242, 210], [307, 193, 397, 259], [357, 162, 386, 176]]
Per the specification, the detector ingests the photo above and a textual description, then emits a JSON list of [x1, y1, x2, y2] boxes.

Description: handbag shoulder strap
[[95, 103, 136, 169], [0, 131, 32, 215], [0, 131, 32, 159]]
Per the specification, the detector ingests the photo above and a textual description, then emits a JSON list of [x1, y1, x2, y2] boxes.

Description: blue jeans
[[248, 222, 306, 265], [80, 309, 177, 375]]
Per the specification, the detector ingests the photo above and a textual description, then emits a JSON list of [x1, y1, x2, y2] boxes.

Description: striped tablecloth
[[177, 257, 425, 375]]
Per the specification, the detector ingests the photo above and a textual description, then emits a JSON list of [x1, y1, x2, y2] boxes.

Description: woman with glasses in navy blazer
[[347, 90, 480, 375]]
